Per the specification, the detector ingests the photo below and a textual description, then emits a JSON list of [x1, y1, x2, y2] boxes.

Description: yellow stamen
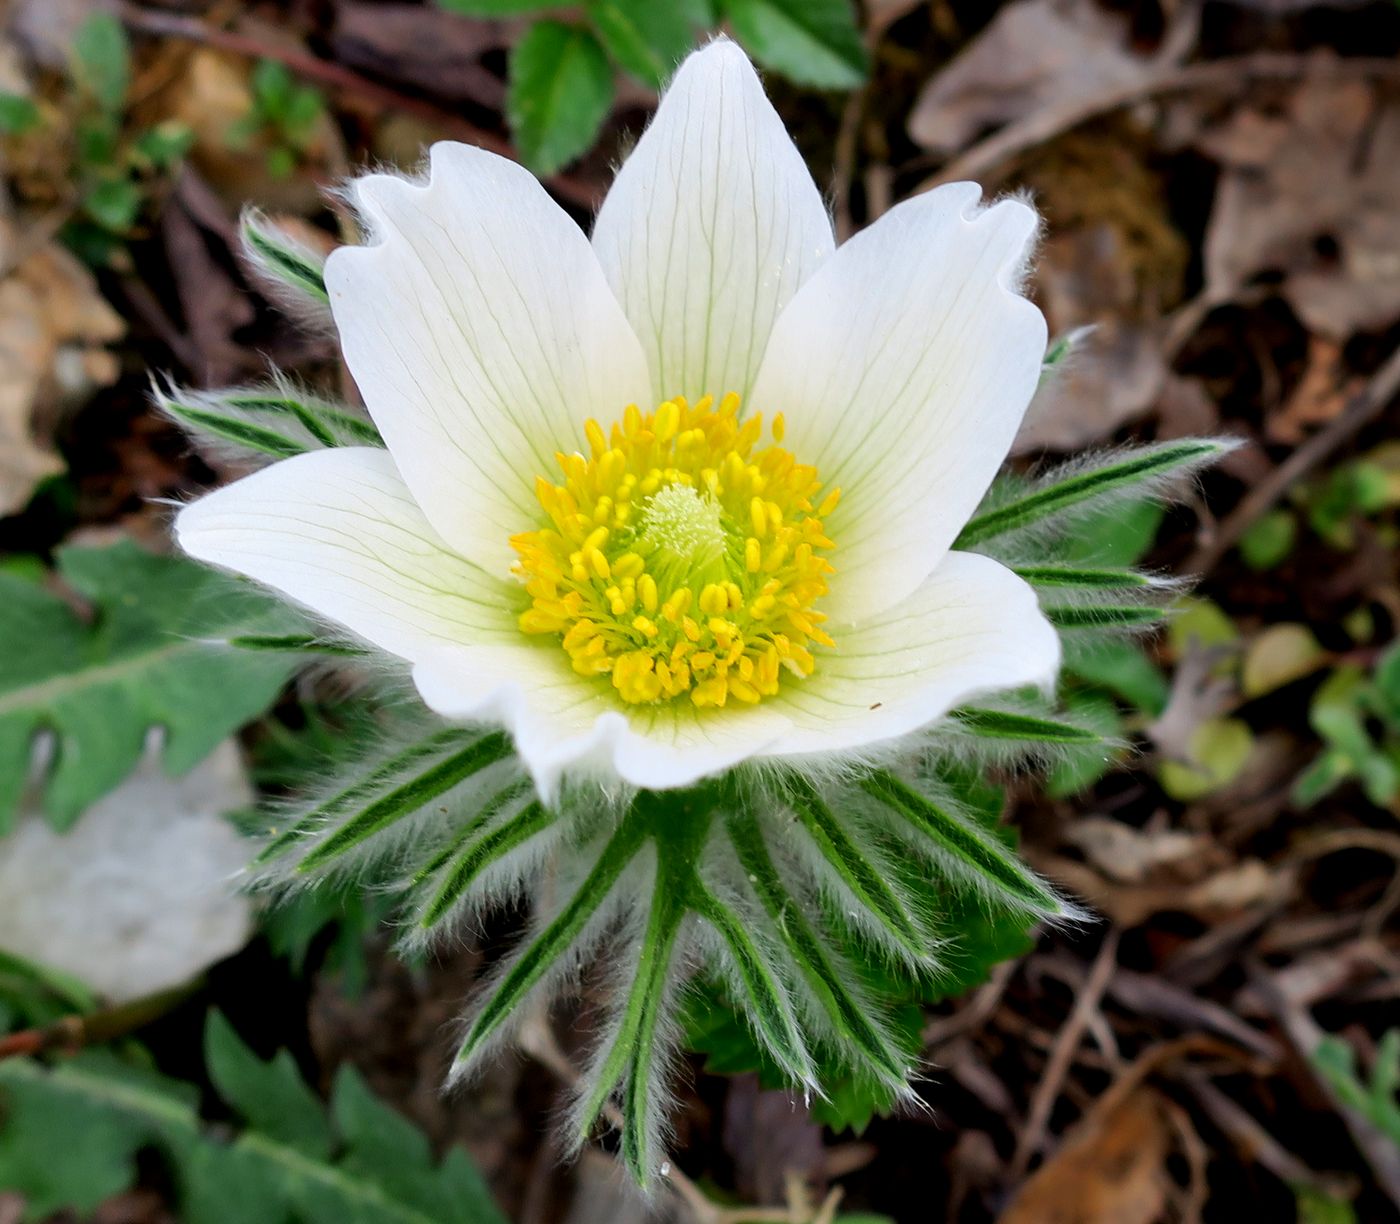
[[511, 393, 838, 708]]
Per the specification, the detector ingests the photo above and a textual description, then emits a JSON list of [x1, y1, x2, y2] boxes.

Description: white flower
[[176, 39, 1059, 800]]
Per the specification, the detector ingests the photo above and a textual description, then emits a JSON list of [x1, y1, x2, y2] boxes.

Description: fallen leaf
[[1269, 335, 1361, 445], [999, 1087, 1171, 1224], [1242, 623, 1328, 698], [1065, 817, 1212, 885], [0, 739, 254, 1003], [1158, 716, 1256, 800], [1016, 236, 1168, 452], [1202, 72, 1400, 338], [908, 0, 1148, 154], [0, 209, 124, 516]]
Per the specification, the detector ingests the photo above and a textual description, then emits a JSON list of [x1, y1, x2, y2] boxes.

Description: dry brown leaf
[[0, 213, 124, 516], [1202, 73, 1400, 338], [1268, 335, 1363, 444], [1064, 817, 1211, 885], [1016, 224, 1169, 452], [908, 0, 1147, 155], [999, 1087, 1172, 1224]]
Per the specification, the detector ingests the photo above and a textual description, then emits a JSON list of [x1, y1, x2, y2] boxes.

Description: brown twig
[[1009, 930, 1120, 1181], [1186, 343, 1400, 573], [0, 987, 192, 1063], [116, 3, 602, 211], [929, 52, 1400, 189]]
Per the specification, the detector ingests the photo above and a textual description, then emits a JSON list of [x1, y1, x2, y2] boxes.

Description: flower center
[[511, 393, 839, 708]]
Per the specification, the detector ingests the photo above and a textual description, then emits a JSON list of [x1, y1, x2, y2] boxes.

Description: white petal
[[175, 448, 517, 660], [412, 645, 794, 800], [325, 142, 651, 575], [761, 553, 1059, 760], [591, 39, 834, 405], [754, 184, 1046, 624]]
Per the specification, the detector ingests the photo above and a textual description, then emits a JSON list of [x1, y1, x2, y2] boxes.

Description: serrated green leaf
[[507, 22, 614, 175], [725, 0, 867, 88], [586, 0, 694, 85], [0, 1020, 510, 1224], [204, 1012, 332, 1160], [0, 542, 301, 831]]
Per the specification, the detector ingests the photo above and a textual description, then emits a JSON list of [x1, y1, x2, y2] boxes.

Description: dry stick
[[1187, 343, 1400, 574], [0, 986, 193, 1062], [1008, 929, 1120, 1182], [930, 52, 1400, 188], [117, 4, 601, 211]]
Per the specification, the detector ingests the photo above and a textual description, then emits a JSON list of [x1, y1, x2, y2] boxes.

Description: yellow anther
[[750, 497, 768, 538], [817, 488, 842, 516], [632, 616, 659, 639], [654, 400, 680, 442], [772, 413, 786, 442], [745, 538, 761, 572], [638, 574, 658, 613], [585, 419, 607, 458]]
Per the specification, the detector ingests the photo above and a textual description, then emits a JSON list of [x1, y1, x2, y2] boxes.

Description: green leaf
[[1066, 637, 1169, 716], [860, 771, 1060, 914], [958, 441, 1226, 547], [72, 13, 130, 113], [1046, 690, 1123, 798], [1240, 508, 1297, 571], [297, 732, 515, 873], [133, 121, 195, 168], [1158, 717, 1254, 801], [0, 93, 40, 135], [1294, 1186, 1358, 1224], [724, 0, 867, 88], [586, 0, 694, 86], [240, 211, 330, 305], [0, 1015, 510, 1224], [1061, 499, 1165, 568], [163, 399, 310, 458], [956, 707, 1103, 746], [204, 1011, 332, 1160], [1012, 564, 1155, 591], [453, 817, 647, 1068], [1047, 604, 1163, 630], [507, 22, 614, 175], [0, 542, 302, 831], [82, 177, 143, 233]]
